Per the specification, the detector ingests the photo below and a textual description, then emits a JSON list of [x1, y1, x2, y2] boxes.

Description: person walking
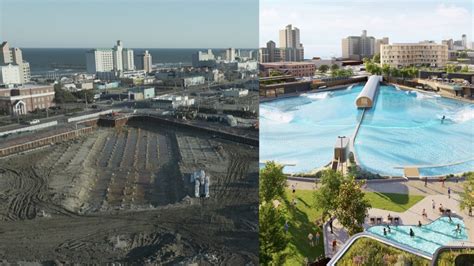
[[448, 187, 451, 199], [424, 177, 427, 187], [315, 231, 320, 245], [284, 221, 289, 234], [307, 233, 314, 247], [332, 239, 337, 252], [432, 199, 436, 211]]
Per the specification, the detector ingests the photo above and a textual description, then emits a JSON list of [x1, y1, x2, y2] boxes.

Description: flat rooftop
[[260, 62, 315, 66]]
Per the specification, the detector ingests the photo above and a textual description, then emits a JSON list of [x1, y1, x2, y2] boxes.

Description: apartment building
[[380, 42, 448, 67]]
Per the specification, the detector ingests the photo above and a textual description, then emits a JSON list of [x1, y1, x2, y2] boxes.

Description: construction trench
[[0, 115, 258, 264]]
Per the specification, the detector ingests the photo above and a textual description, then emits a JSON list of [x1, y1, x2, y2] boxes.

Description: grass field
[[364, 192, 424, 212], [279, 189, 425, 265]]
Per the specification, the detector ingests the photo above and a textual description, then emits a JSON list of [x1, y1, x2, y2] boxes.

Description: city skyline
[[0, 0, 259, 49], [260, 0, 473, 58]]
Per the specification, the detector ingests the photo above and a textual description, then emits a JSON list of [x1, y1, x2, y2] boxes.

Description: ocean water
[[21, 48, 240, 75], [260, 84, 474, 176]]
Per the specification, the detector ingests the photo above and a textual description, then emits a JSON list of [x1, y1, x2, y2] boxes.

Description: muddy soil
[[0, 122, 258, 264]]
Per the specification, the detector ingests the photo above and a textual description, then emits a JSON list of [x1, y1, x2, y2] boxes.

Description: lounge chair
[[376, 217, 382, 224], [369, 217, 376, 224], [394, 217, 400, 225]]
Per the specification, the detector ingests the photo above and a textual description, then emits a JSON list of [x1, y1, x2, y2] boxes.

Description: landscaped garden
[[259, 162, 427, 265], [337, 237, 430, 266]]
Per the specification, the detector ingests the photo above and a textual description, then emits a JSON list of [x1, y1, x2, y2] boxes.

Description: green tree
[[314, 170, 344, 220], [372, 54, 380, 63], [458, 51, 468, 58], [331, 64, 340, 72], [391, 68, 401, 78], [54, 85, 77, 104], [334, 177, 371, 235], [259, 202, 288, 265], [446, 64, 456, 73], [408, 66, 419, 78], [73, 89, 95, 104], [381, 64, 391, 77], [319, 64, 330, 73], [260, 161, 287, 203], [269, 69, 284, 77], [460, 172, 474, 213], [400, 68, 410, 79], [461, 65, 469, 73]]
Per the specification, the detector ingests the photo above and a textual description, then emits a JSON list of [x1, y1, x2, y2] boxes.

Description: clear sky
[[260, 0, 473, 58], [0, 0, 259, 48]]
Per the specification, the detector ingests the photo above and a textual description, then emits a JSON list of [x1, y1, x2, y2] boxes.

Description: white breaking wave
[[437, 107, 474, 123], [301, 91, 332, 100], [260, 106, 294, 124], [346, 85, 354, 90], [416, 91, 441, 99]]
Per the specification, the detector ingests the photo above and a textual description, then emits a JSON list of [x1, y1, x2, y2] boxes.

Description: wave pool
[[260, 84, 474, 176]]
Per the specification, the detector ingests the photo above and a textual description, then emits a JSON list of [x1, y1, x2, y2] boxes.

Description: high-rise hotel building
[[259, 24, 304, 63], [86, 40, 135, 74], [0, 42, 31, 84]]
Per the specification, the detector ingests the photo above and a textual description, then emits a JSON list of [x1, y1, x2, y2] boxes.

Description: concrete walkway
[[288, 177, 465, 196]]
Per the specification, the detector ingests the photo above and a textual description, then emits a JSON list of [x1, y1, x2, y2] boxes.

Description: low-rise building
[[150, 95, 195, 110], [222, 88, 249, 97], [128, 87, 155, 100], [259, 75, 312, 97], [183, 76, 205, 87], [94, 81, 120, 90], [260, 62, 316, 78], [0, 84, 55, 115], [381, 42, 448, 67]]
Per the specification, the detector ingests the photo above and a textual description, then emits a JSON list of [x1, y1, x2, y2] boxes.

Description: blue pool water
[[260, 84, 474, 175], [366, 216, 468, 256]]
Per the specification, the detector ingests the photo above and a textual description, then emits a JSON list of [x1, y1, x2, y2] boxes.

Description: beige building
[[0, 84, 55, 115], [259, 24, 304, 63], [141, 50, 153, 73], [0, 42, 31, 84], [374, 37, 389, 55], [380, 43, 448, 67], [341, 30, 376, 60]]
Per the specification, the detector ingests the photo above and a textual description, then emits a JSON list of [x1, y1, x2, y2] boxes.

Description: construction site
[[0, 114, 258, 264]]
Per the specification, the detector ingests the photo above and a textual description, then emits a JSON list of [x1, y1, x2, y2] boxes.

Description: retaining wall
[[0, 127, 94, 157]]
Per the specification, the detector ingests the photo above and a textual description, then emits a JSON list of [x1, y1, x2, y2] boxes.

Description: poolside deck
[[316, 179, 474, 258]]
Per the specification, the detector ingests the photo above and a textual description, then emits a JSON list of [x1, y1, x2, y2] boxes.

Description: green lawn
[[280, 189, 324, 265], [364, 192, 425, 212], [279, 190, 425, 265]]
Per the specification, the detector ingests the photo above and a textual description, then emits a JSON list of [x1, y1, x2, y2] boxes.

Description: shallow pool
[[366, 216, 468, 256], [259, 84, 474, 175]]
